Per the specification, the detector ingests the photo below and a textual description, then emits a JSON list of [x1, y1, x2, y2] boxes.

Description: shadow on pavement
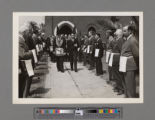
[[30, 87, 50, 96]]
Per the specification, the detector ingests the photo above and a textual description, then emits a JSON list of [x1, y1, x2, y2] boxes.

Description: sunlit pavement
[[29, 57, 124, 98]]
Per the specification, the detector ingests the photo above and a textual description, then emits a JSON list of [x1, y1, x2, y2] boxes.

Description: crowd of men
[[18, 20, 139, 98]]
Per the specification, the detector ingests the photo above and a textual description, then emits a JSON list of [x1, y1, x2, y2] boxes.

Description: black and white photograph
[[13, 12, 143, 104]]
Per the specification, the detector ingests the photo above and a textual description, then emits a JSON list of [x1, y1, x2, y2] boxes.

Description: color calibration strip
[[37, 108, 119, 115], [38, 109, 74, 115], [98, 109, 119, 114], [34, 107, 122, 119]]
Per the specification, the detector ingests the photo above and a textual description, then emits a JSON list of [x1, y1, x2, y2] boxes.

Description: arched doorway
[[54, 21, 77, 36], [58, 25, 72, 35]]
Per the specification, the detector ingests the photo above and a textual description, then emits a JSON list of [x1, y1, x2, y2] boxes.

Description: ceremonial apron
[[55, 38, 65, 56]]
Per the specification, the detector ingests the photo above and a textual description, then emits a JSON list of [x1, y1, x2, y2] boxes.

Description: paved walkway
[[30, 57, 124, 98]]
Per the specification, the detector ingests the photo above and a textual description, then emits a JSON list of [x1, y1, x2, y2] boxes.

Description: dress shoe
[[117, 90, 124, 95]]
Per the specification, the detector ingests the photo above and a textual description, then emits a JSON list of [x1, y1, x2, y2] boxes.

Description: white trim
[[54, 21, 77, 35], [13, 12, 143, 16]]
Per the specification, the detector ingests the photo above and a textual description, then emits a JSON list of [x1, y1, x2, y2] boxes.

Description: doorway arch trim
[[54, 21, 77, 35]]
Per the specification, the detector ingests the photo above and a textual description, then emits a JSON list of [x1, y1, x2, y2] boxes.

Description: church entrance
[[58, 25, 72, 35], [54, 21, 77, 36]]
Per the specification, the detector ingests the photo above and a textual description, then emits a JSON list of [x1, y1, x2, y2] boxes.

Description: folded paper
[[50, 46, 53, 52], [87, 45, 90, 53], [95, 49, 99, 57], [109, 53, 114, 67], [24, 59, 34, 77], [106, 51, 111, 63], [36, 44, 40, 54], [119, 56, 128, 72], [31, 49, 38, 63]]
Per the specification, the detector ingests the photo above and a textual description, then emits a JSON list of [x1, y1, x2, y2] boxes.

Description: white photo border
[[13, 12, 144, 104]]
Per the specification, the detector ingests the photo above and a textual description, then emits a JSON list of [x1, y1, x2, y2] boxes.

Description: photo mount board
[[13, 12, 144, 104]]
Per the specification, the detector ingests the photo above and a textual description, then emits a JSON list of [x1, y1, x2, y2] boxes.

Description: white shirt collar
[[127, 34, 133, 40]]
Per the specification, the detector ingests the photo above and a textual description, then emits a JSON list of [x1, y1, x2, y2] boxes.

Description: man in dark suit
[[24, 31, 36, 50], [19, 33, 33, 98], [120, 25, 139, 98], [88, 31, 96, 70], [67, 33, 79, 72], [83, 34, 89, 66], [106, 30, 115, 83], [94, 33, 104, 76]]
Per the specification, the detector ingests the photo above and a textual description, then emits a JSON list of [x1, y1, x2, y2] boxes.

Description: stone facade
[[45, 16, 133, 41]]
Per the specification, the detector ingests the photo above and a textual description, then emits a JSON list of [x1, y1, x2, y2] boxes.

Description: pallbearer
[[111, 29, 125, 95], [106, 30, 115, 82], [67, 33, 79, 72], [82, 34, 89, 66], [53, 35, 66, 72], [19, 26, 33, 97], [45, 36, 51, 56], [120, 25, 139, 98], [94, 33, 104, 76], [88, 31, 96, 70]]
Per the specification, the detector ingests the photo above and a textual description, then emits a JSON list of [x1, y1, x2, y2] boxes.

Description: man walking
[[67, 34, 79, 72]]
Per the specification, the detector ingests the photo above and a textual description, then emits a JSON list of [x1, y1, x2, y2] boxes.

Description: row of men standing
[[105, 25, 139, 97], [81, 31, 104, 76], [19, 27, 48, 98], [41, 22, 139, 98]]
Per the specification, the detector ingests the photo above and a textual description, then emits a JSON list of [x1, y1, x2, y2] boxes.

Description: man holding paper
[[19, 29, 33, 98], [111, 29, 125, 95], [106, 30, 115, 82], [120, 25, 139, 98], [88, 31, 96, 70], [94, 33, 104, 76]]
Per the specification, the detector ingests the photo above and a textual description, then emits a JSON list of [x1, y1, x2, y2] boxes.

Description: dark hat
[[111, 16, 119, 22]]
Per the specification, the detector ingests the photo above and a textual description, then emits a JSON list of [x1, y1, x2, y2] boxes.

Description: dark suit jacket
[[112, 38, 125, 66], [19, 36, 33, 60], [107, 40, 115, 52], [94, 38, 104, 58], [121, 35, 138, 71], [88, 36, 96, 53], [19, 35, 33, 73], [25, 36, 36, 50], [130, 36, 139, 68], [67, 38, 79, 55]]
